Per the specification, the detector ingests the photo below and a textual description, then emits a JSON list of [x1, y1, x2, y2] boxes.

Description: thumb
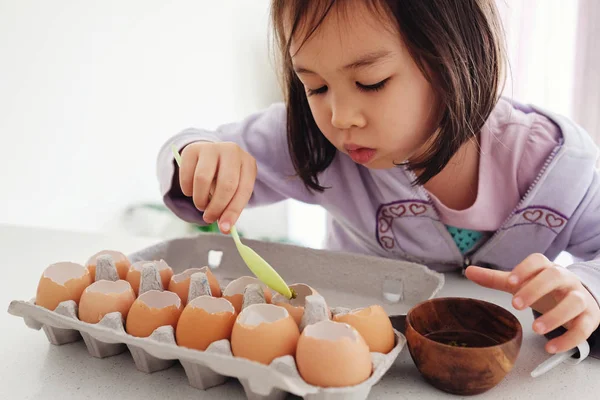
[[465, 265, 514, 294]]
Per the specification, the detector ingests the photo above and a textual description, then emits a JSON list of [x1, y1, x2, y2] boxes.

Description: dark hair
[[271, 0, 506, 191]]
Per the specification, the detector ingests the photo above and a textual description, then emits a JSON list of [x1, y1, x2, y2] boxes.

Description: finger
[[203, 148, 242, 224], [192, 150, 218, 213], [507, 253, 553, 288], [513, 266, 577, 310], [179, 145, 200, 196], [464, 266, 513, 293], [219, 156, 257, 233], [532, 290, 588, 334], [546, 312, 598, 354]]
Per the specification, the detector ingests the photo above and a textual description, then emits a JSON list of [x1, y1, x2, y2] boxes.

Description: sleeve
[[155, 102, 319, 225], [560, 171, 600, 358], [565, 172, 600, 307]]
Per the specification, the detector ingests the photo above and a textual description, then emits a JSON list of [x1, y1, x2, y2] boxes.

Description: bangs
[[272, 0, 395, 61]]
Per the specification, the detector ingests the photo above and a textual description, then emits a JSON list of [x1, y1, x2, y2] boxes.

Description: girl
[[157, 0, 599, 357]]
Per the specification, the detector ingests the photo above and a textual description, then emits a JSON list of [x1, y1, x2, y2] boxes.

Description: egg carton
[[8, 233, 445, 400]]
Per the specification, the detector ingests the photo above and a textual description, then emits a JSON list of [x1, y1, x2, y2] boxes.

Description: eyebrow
[[293, 50, 393, 75]]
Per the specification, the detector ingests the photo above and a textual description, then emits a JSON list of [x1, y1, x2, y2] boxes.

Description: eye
[[307, 85, 328, 96], [357, 78, 390, 92]]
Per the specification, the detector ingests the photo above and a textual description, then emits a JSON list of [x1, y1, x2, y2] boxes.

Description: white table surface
[[2, 223, 598, 400]]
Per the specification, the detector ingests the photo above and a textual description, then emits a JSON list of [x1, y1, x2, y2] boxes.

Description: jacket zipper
[[467, 141, 564, 271]]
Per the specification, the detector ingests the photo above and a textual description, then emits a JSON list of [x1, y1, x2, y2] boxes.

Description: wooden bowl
[[405, 297, 522, 396]]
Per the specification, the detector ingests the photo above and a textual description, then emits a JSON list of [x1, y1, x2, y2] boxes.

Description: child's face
[[290, 3, 439, 169]]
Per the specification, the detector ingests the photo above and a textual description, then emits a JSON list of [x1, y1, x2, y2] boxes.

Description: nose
[[330, 95, 366, 130]]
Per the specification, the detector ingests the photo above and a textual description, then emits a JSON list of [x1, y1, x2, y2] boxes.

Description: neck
[[422, 136, 481, 210]]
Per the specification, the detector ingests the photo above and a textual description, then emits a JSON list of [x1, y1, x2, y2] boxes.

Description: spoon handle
[[530, 340, 590, 378], [530, 348, 576, 378], [171, 145, 183, 166], [230, 225, 242, 244]]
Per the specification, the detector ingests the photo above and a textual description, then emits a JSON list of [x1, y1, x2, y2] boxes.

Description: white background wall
[[0, 0, 327, 246]]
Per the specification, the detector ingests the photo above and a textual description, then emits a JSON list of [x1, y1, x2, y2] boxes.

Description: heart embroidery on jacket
[[381, 236, 395, 249], [409, 204, 427, 216], [379, 218, 391, 233], [388, 204, 406, 217], [545, 214, 565, 228], [523, 210, 543, 222]]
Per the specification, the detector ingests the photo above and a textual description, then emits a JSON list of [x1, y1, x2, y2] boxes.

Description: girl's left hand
[[465, 253, 600, 354]]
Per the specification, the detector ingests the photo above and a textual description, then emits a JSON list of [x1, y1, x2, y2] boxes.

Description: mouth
[[344, 144, 377, 165]]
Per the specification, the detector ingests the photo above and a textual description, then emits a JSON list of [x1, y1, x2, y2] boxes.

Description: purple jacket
[[156, 98, 600, 357]]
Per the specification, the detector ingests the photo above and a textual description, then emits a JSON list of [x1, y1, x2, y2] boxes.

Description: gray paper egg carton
[[8, 233, 444, 400]]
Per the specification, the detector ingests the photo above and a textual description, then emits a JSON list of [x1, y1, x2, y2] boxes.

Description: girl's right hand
[[178, 141, 257, 234]]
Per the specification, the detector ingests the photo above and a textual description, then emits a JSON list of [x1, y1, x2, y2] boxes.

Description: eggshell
[[126, 290, 183, 337], [176, 296, 236, 351], [78, 280, 136, 324], [86, 250, 131, 280], [223, 276, 272, 314], [126, 260, 174, 295], [296, 320, 372, 387], [272, 283, 327, 325], [35, 262, 92, 310], [168, 267, 221, 304], [333, 305, 395, 353], [231, 303, 299, 365]]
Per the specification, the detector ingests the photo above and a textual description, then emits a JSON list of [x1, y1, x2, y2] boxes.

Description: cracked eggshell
[[126, 260, 173, 295], [78, 280, 136, 323], [296, 320, 372, 387], [86, 250, 131, 280], [272, 283, 327, 325], [176, 296, 236, 351], [35, 262, 92, 310], [223, 276, 272, 314], [333, 304, 395, 353], [168, 267, 221, 304], [126, 290, 183, 337], [231, 303, 299, 365]]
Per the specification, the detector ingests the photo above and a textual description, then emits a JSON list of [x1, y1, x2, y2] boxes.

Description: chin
[[363, 158, 397, 170]]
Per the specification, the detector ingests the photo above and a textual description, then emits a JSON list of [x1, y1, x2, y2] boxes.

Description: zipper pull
[[461, 257, 471, 276]]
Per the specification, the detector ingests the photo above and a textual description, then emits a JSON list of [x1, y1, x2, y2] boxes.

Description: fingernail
[[534, 321, 546, 334], [220, 222, 230, 232], [508, 275, 519, 285], [513, 297, 524, 309], [547, 344, 557, 354]]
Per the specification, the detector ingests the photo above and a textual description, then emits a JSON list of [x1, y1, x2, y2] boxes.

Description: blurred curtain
[[572, 0, 600, 144], [496, 0, 600, 144]]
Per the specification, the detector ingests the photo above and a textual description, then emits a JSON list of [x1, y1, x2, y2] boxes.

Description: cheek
[[376, 77, 437, 148], [307, 99, 333, 138]]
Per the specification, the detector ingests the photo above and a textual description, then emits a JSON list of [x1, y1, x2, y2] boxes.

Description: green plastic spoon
[[171, 145, 294, 299]]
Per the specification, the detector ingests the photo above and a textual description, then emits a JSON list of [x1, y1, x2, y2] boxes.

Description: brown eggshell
[[35, 262, 92, 310], [231, 304, 299, 365], [168, 267, 221, 304], [126, 290, 183, 337], [333, 305, 395, 353], [86, 250, 131, 280], [176, 296, 236, 351], [126, 260, 174, 295], [296, 320, 372, 387], [272, 283, 326, 325], [223, 276, 272, 314], [78, 280, 136, 323]]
